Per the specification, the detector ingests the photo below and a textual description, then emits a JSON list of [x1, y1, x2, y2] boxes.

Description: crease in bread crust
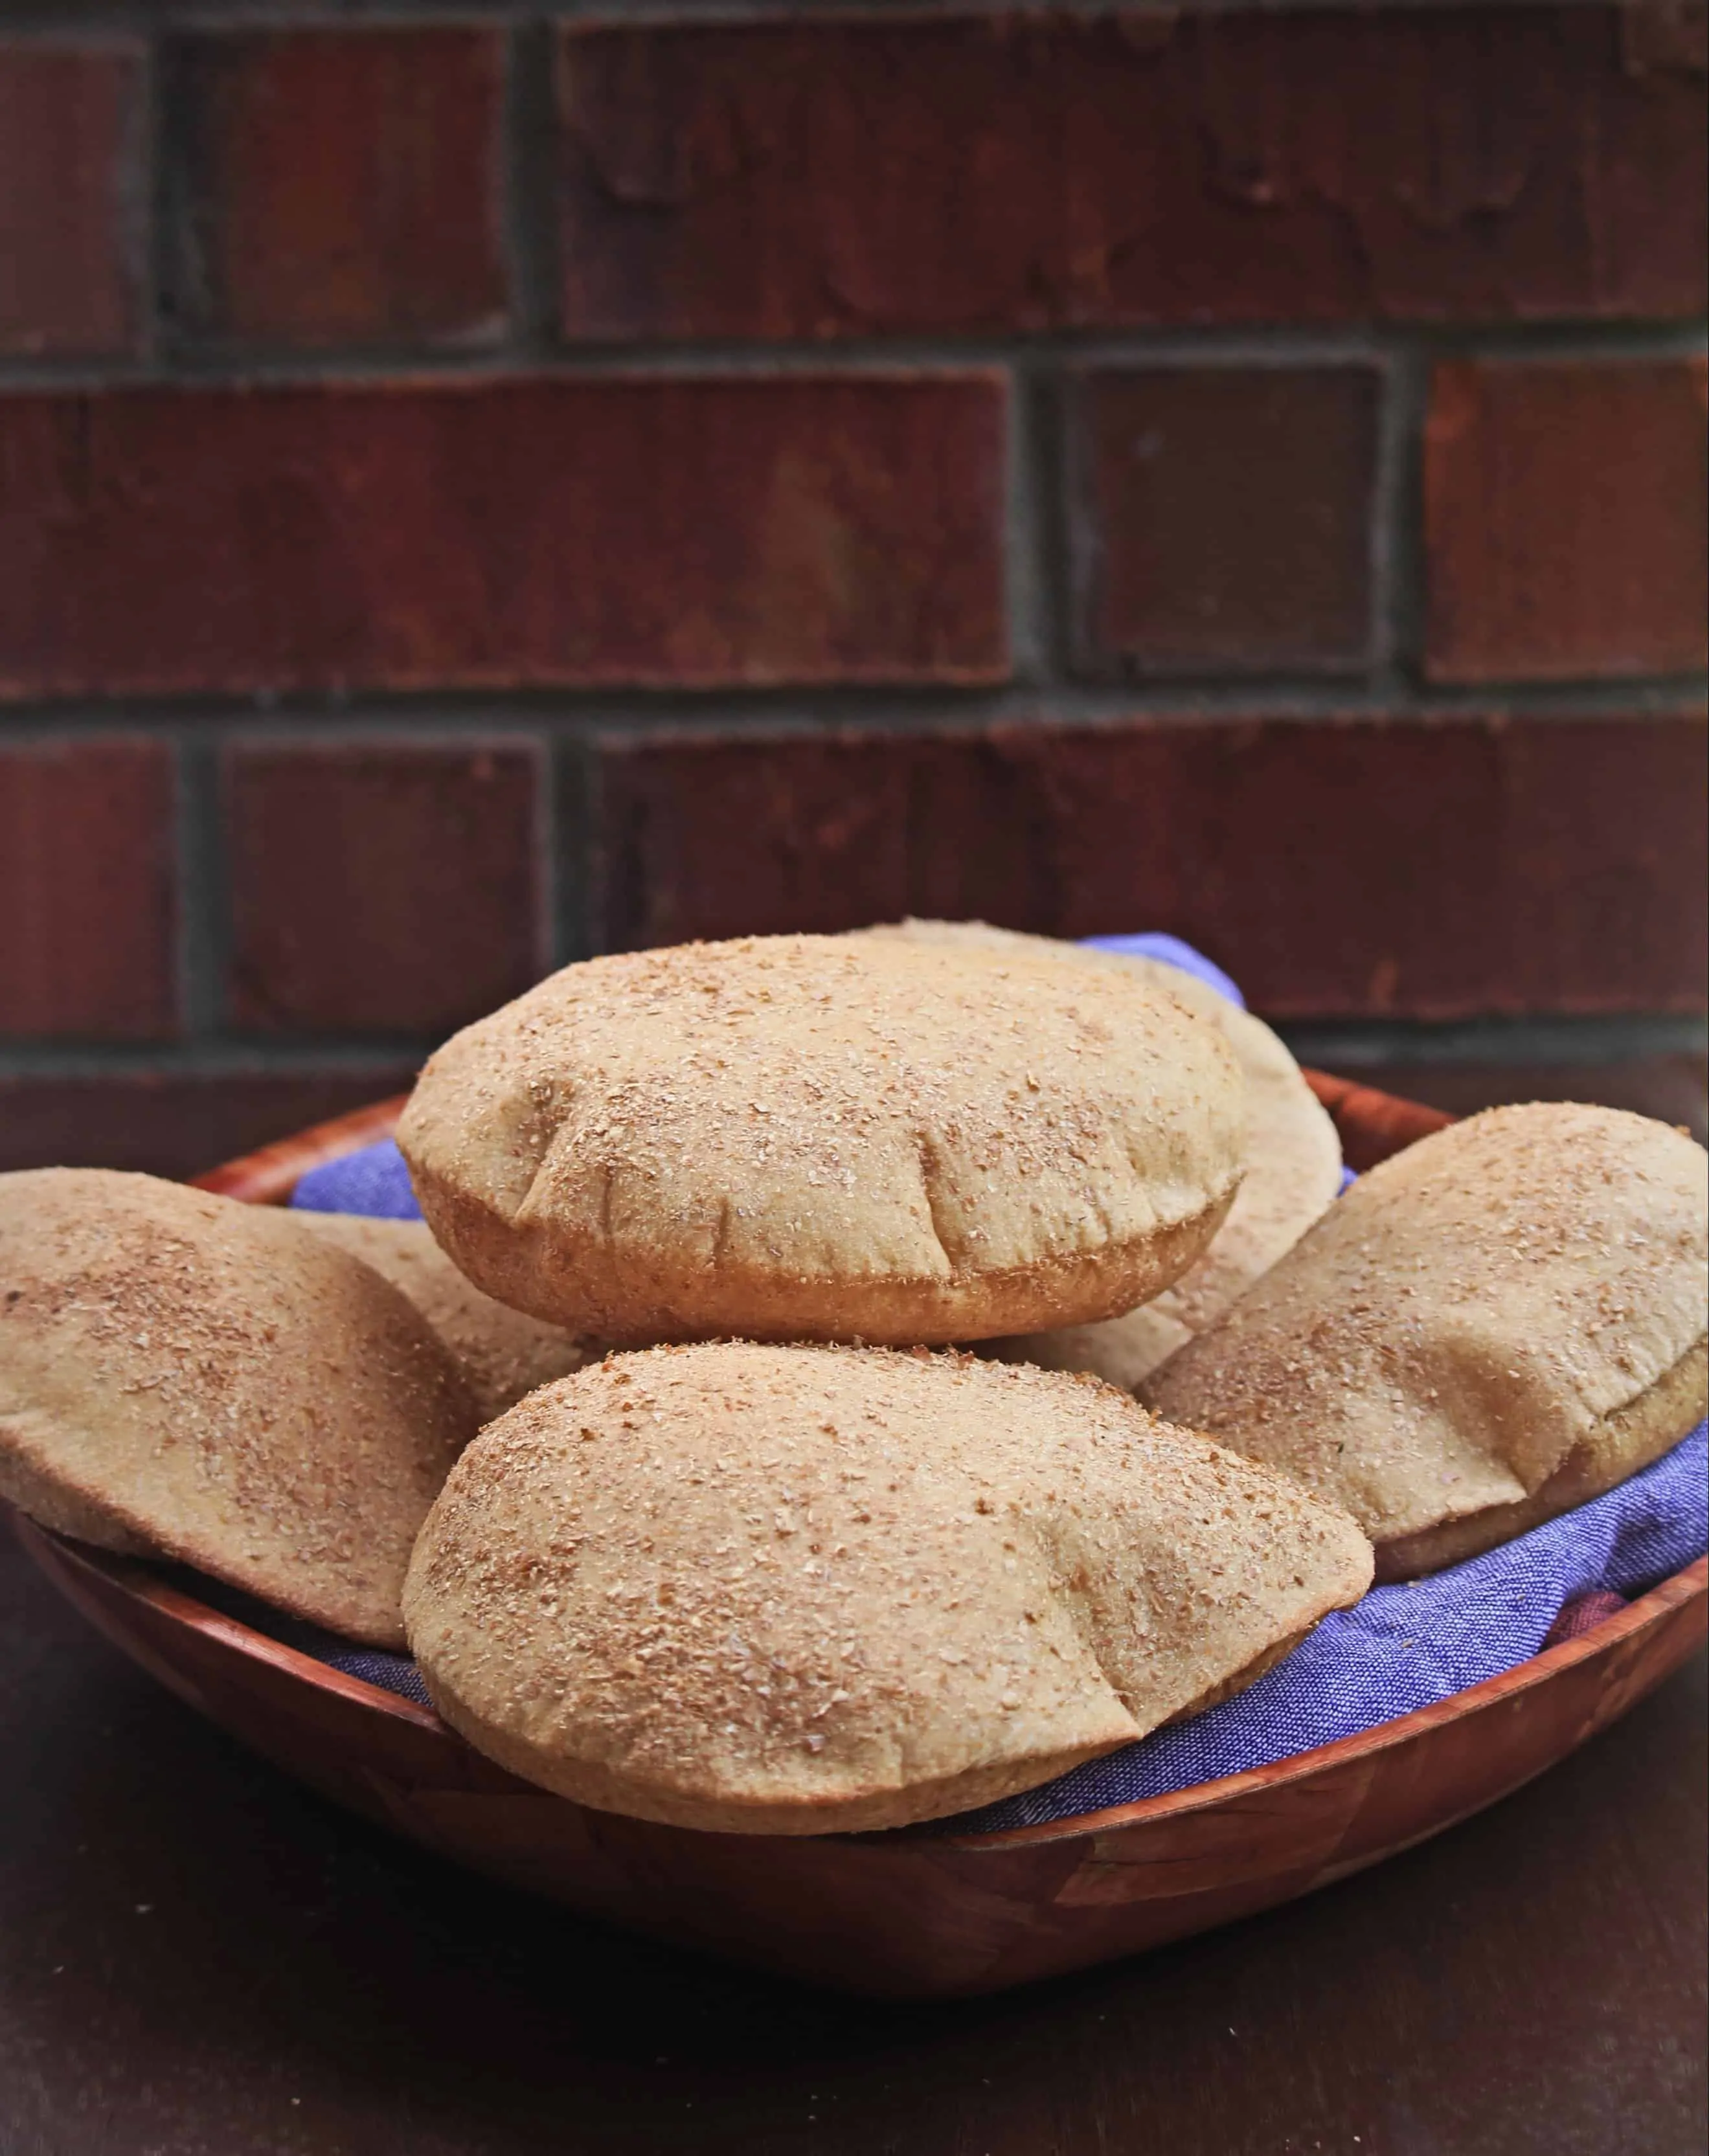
[[1144, 1104, 1708, 1577], [854, 919, 1343, 1385], [397, 935, 1247, 1346], [1374, 1334, 1707, 1580], [1163, 1626, 1313, 1725], [416, 1169, 1238, 1349], [403, 1343, 1373, 1836]]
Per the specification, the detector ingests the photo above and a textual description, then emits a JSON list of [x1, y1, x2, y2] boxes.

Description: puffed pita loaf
[[0, 1169, 475, 1645], [1144, 1105, 1708, 1580], [397, 934, 1246, 1347], [403, 1342, 1373, 1834], [854, 921, 1341, 1384], [295, 1211, 593, 1424]]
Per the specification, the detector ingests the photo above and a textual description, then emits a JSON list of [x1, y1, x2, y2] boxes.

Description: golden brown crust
[[1372, 1336, 1706, 1580], [294, 1211, 594, 1424], [1145, 1104, 1709, 1571], [397, 934, 1247, 1346], [0, 1448, 156, 1556], [1000, 1300, 1198, 1394], [1164, 1625, 1312, 1724], [0, 1169, 477, 1645], [856, 923, 1341, 1385], [403, 1342, 1373, 1835]]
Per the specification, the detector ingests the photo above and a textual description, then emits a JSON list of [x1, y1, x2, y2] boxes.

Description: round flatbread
[[854, 921, 1341, 1384], [404, 1342, 1374, 1834], [1144, 1104, 1708, 1578], [0, 1169, 475, 1645], [397, 934, 1246, 1346], [295, 1211, 593, 1425]]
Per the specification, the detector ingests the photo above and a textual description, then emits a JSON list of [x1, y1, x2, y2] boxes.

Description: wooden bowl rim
[[194, 1092, 412, 1205], [25, 1522, 1706, 1850], [31, 1070, 1700, 1853]]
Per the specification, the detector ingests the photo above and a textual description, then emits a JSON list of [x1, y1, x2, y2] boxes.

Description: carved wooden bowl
[[16, 1081, 1706, 1999]]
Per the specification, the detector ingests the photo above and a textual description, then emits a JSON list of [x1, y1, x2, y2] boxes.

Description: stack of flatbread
[[3, 926, 1701, 1834]]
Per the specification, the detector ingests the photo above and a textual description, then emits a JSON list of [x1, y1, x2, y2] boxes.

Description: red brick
[[593, 713, 1708, 1019], [1425, 359, 1708, 682], [166, 28, 506, 348], [0, 739, 177, 1040], [0, 42, 141, 355], [1076, 368, 1379, 675], [557, 8, 1706, 339], [0, 1067, 416, 1180], [224, 742, 545, 1036], [0, 375, 1006, 698]]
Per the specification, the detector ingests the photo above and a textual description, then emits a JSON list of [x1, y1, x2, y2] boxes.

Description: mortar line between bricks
[[0, 2, 1508, 32], [532, 724, 563, 975], [125, 17, 162, 369], [1, 1015, 1702, 1083], [0, 684, 1703, 737], [1013, 351, 1083, 683], [0, 322, 1703, 395], [1372, 345, 1431, 693], [552, 733, 598, 965], [173, 730, 226, 1042], [502, 16, 560, 360], [150, 27, 194, 359], [1001, 364, 1049, 686]]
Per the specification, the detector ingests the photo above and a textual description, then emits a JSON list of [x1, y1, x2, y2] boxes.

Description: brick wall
[[1, 2, 1704, 1176]]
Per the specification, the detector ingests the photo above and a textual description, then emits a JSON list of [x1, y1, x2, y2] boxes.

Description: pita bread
[[0, 1169, 475, 1645], [397, 934, 1245, 1347], [403, 1341, 1372, 1834], [295, 1211, 593, 1424], [855, 921, 1341, 1384], [1144, 1105, 1708, 1579]]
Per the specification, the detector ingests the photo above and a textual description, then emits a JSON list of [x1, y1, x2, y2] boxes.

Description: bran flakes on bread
[[0, 1169, 476, 1645], [296, 1211, 593, 1424], [397, 934, 1246, 1347], [403, 1341, 1373, 1835], [855, 920, 1342, 1385], [1143, 1104, 1708, 1579]]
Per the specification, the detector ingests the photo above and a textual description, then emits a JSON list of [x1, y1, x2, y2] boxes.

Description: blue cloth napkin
[[232, 1421, 1709, 1828], [940, 1420, 1706, 1832], [280, 938, 1707, 1829], [293, 1136, 421, 1219], [1080, 931, 1247, 1009]]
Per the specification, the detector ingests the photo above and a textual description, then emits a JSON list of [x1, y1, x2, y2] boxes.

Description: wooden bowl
[[16, 1081, 1706, 2000]]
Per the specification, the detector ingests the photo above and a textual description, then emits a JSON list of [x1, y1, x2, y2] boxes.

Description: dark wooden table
[[2, 1525, 1703, 2156]]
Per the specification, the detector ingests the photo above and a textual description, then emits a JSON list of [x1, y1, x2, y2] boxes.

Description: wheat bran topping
[[1145, 1103, 1708, 1575], [404, 1340, 1372, 1834]]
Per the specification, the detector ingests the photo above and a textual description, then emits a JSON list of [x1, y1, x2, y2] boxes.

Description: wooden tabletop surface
[[3, 1525, 1703, 2156]]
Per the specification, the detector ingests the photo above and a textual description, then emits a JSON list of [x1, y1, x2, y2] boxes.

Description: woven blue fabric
[[292, 1137, 421, 1218], [324, 1642, 433, 1709], [1080, 931, 1245, 1008], [934, 1420, 1706, 1831], [277, 936, 1706, 1828], [248, 1424, 1709, 1809]]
